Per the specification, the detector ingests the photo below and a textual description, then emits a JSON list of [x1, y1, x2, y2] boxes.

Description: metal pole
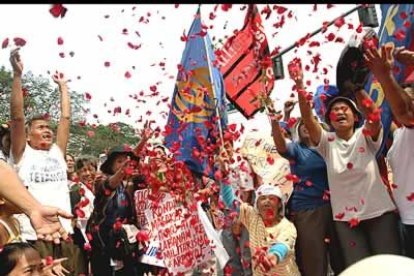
[[200, 10, 226, 149], [272, 4, 363, 60]]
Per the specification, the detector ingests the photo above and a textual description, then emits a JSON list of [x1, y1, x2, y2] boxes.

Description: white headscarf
[[254, 184, 285, 217]]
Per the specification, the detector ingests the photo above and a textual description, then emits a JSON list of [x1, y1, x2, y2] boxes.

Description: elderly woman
[[220, 179, 300, 276]]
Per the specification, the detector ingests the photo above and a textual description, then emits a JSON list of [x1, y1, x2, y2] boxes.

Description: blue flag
[[164, 9, 228, 177], [364, 4, 414, 156]]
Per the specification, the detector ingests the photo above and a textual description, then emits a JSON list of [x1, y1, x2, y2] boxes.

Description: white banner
[[145, 193, 214, 274]]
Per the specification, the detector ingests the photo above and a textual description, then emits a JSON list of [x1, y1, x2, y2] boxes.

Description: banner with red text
[[145, 193, 214, 274]]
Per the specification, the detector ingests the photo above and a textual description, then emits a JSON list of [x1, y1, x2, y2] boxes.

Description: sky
[[0, 4, 381, 143]]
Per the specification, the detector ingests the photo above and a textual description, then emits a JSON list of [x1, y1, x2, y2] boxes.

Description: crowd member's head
[[75, 156, 97, 185], [254, 184, 284, 226], [0, 242, 43, 276], [0, 123, 10, 158], [100, 145, 138, 176], [293, 118, 329, 146], [25, 114, 54, 151], [278, 121, 292, 140], [325, 97, 363, 132], [65, 153, 75, 174]]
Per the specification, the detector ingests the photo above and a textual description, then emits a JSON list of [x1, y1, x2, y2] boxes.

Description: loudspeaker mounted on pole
[[358, 4, 379, 28]]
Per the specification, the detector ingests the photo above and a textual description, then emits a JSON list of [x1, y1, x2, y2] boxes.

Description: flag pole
[[199, 6, 226, 150]]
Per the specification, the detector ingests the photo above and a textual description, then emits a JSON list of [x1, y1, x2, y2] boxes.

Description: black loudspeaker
[[358, 4, 379, 28], [273, 56, 284, 80]]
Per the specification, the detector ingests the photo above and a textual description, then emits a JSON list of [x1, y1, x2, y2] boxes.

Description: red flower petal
[[347, 162, 353, 170], [348, 217, 360, 228], [335, 212, 345, 220], [57, 37, 64, 45], [45, 256, 54, 266], [125, 71, 131, 79], [1, 38, 9, 49], [266, 156, 274, 165], [394, 29, 406, 41], [406, 192, 414, 201], [334, 17, 345, 28], [13, 37, 26, 47], [49, 4, 67, 18]]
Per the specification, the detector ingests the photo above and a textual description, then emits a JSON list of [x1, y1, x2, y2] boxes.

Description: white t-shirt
[[315, 126, 395, 222], [13, 143, 73, 240], [387, 127, 414, 225]]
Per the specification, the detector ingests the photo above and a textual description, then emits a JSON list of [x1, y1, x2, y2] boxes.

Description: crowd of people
[[0, 32, 414, 276]]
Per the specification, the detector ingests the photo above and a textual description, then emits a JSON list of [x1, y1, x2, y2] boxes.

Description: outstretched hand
[[52, 71, 69, 88], [288, 58, 304, 86], [364, 44, 394, 79], [29, 205, 73, 244], [10, 48, 23, 76]]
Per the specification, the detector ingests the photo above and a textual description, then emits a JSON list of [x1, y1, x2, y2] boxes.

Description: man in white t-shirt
[[365, 44, 414, 258], [9, 48, 84, 274], [290, 58, 400, 269]]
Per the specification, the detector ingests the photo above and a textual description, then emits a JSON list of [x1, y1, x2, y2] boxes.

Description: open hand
[[29, 206, 73, 244], [288, 58, 304, 86], [364, 44, 394, 79], [52, 71, 69, 88]]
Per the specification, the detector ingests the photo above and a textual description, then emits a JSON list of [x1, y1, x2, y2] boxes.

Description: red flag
[[217, 4, 275, 118]]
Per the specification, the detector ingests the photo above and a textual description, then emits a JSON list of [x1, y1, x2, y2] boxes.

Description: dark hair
[[0, 242, 40, 275], [25, 114, 51, 133], [65, 153, 75, 162], [75, 156, 97, 172]]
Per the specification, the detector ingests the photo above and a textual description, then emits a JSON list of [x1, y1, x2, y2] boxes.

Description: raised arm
[[54, 72, 71, 154], [133, 123, 153, 157], [364, 45, 414, 126], [9, 49, 27, 163], [265, 98, 288, 154], [288, 58, 322, 145], [283, 99, 296, 122]]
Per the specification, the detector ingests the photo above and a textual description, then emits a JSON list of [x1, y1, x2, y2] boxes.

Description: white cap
[[254, 184, 285, 217]]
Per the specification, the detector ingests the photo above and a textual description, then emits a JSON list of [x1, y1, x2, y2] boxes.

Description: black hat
[[100, 145, 136, 175], [0, 123, 10, 138], [325, 96, 363, 126]]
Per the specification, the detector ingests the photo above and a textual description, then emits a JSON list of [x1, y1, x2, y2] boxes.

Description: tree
[[67, 122, 140, 157]]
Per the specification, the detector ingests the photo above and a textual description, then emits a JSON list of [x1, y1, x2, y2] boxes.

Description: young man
[[9, 48, 84, 274], [290, 58, 401, 268], [365, 45, 414, 258]]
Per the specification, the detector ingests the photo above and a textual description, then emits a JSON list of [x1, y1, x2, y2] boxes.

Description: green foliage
[[67, 122, 139, 157], [0, 66, 85, 122]]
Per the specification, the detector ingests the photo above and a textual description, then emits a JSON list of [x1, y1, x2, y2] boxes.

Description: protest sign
[[145, 193, 214, 274], [134, 189, 165, 267], [240, 133, 293, 201]]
